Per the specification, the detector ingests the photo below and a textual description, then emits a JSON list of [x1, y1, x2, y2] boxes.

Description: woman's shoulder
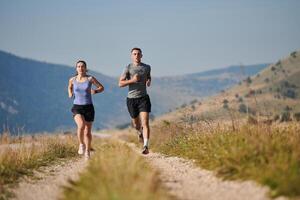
[[87, 75, 94, 81], [69, 76, 77, 82]]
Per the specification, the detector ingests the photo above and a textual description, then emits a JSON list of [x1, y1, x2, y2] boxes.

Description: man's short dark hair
[[131, 47, 142, 54]]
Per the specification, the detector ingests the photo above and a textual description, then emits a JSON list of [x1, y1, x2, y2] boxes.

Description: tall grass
[[0, 133, 78, 199], [141, 121, 300, 198], [62, 139, 171, 200]]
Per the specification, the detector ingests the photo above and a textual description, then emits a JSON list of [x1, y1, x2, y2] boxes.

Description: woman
[[68, 60, 104, 159]]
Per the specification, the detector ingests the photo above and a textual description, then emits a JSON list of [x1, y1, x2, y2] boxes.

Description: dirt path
[[11, 157, 87, 200], [125, 141, 287, 200]]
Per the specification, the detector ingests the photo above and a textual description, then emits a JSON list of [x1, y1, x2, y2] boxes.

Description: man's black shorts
[[126, 95, 151, 119], [71, 104, 95, 122]]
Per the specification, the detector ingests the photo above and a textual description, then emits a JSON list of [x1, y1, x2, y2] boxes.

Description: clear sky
[[0, 0, 299, 77]]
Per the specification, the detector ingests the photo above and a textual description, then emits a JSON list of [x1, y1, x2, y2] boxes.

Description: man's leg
[[131, 116, 141, 131], [140, 112, 150, 151]]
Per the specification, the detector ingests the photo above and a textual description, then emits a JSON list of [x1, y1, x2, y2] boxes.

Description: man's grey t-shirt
[[122, 62, 151, 98]]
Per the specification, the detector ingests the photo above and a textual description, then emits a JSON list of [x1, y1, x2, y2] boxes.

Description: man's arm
[[119, 74, 139, 87], [146, 66, 151, 87]]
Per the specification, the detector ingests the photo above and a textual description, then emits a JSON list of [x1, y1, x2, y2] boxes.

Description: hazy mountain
[[0, 50, 127, 133], [150, 64, 268, 114], [158, 50, 300, 123], [0, 50, 268, 134]]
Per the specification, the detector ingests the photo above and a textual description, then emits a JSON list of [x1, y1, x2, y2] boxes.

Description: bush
[[265, 78, 270, 83], [276, 60, 281, 66], [247, 115, 258, 124], [283, 89, 297, 99], [291, 51, 297, 58], [273, 114, 280, 121], [246, 77, 252, 84], [223, 103, 229, 109], [280, 112, 291, 122], [271, 66, 276, 71], [239, 103, 248, 113], [294, 113, 300, 121]]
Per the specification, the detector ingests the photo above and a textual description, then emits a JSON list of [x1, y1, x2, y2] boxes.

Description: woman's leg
[[84, 122, 93, 154], [74, 114, 85, 145]]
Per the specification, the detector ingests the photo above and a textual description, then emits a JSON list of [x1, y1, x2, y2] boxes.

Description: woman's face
[[76, 62, 87, 75]]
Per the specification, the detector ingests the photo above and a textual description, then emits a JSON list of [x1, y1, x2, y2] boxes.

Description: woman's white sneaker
[[84, 151, 90, 160], [78, 144, 85, 155]]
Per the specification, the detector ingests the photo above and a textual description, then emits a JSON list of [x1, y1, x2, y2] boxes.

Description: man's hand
[[132, 74, 140, 83], [146, 79, 151, 87]]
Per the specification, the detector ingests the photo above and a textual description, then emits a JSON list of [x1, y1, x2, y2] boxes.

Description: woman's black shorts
[[71, 104, 95, 122], [126, 95, 151, 119]]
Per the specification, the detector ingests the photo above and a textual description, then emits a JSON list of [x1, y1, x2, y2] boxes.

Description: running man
[[119, 47, 152, 154]]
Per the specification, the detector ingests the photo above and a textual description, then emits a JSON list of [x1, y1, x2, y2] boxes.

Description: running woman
[[119, 47, 152, 154], [68, 60, 104, 159]]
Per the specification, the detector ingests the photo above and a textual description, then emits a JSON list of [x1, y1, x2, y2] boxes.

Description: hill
[[158, 50, 300, 123], [0, 50, 268, 133]]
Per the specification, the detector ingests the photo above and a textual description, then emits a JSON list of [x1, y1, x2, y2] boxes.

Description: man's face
[[131, 50, 142, 63]]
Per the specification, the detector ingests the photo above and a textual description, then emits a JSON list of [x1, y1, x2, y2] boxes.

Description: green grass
[[0, 134, 78, 199], [146, 122, 300, 198], [62, 139, 171, 200]]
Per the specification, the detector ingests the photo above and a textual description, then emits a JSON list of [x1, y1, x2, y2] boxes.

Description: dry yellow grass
[[0, 132, 78, 199]]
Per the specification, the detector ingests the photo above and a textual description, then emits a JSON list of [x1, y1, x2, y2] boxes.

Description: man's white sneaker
[[142, 146, 149, 155], [78, 144, 85, 155]]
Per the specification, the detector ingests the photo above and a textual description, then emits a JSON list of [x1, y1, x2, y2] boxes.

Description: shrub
[[239, 103, 248, 113], [294, 112, 300, 121], [280, 112, 291, 122], [291, 51, 297, 58], [246, 77, 252, 84], [283, 89, 297, 99], [223, 103, 229, 109], [273, 114, 280, 121], [276, 60, 281, 66], [265, 78, 270, 83], [247, 115, 258, 124], [190, 99, 198, 105]]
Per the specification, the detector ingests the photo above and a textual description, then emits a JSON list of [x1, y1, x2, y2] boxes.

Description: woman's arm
[[91, 77, 104, 94], [68, 78, 74, 98]]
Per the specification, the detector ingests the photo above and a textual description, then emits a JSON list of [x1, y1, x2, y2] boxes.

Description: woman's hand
[[91, 89, 97, 95]]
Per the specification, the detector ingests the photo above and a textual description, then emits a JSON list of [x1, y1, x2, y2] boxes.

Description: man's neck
[[133, 61, 141, 66]]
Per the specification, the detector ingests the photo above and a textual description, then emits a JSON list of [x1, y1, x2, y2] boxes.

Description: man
[[119, 47, 152, 154]]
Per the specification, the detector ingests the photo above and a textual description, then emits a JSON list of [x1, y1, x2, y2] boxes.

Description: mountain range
[[0, 50, 268, 134]]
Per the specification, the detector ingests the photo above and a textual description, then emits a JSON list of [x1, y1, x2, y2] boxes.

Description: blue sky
[[0, 0, 299, 77]]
